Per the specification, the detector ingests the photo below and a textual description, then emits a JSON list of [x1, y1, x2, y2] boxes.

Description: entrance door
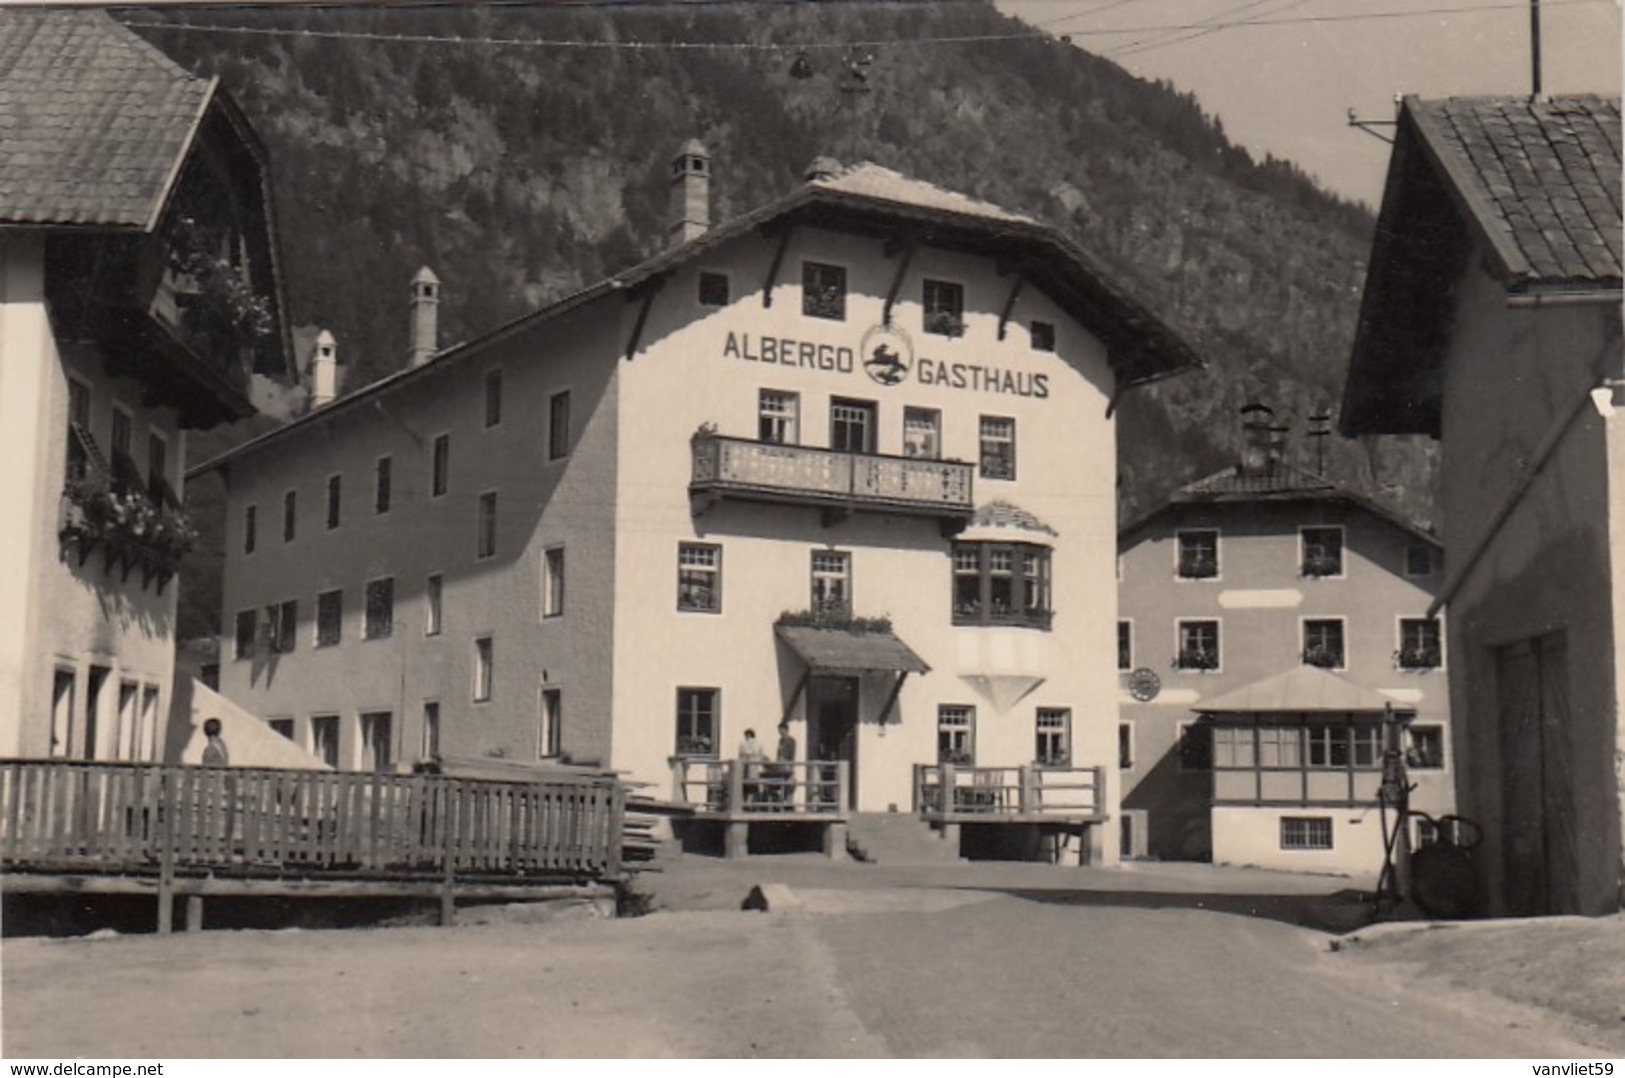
[[1496, 632, 1577, 915], [806, 676, 858, 809]]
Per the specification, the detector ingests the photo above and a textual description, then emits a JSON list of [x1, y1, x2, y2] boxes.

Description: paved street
[[3, 859, 1615, 1057]]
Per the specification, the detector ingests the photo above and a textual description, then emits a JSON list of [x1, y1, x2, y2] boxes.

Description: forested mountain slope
[[125, 1, 1436, 639]]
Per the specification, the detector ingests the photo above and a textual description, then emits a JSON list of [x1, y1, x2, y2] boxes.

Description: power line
[[121, 0, 1614, 51]]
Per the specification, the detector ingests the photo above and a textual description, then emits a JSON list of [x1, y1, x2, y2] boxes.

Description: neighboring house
[[194, 146, 1201, 860], [1342, 95, 1622, 915], [1117, 410, 1451, 875], [0, 10, 291, 761]]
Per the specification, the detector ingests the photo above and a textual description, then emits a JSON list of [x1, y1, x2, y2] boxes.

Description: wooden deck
[[913, 764, 1109, 865], [0, 759, 625, 930], [670, 758, 850, 858]]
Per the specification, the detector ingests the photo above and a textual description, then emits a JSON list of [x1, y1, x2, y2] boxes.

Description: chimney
[[667, 139, 711, 248], [805, 155, 842, 183], [408, 266, 440, 369], [310, 329, 338, 410], [1237, 402, 1274, 477]]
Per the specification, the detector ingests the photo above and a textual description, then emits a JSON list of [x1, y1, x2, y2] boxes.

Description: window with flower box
[[1176, 619, 1220, 670], [902, 407, 940, 459], [678, 542, 721, 613], [810, 550, 851, 619], [938, 705, 975, 765], [1301, 526, 1344, 577], [1177, 530, 1219, 579], [802, 262, 846, 321], [1301, 618, 1345, 669], [675, 687, 717, 758], [952, 541, 1051, 629], [923, 279, 964, 337], [1397, 617, 1442, 669]]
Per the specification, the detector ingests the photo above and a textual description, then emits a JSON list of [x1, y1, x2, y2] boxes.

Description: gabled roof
[[1195, 664, 1400, 715], [1119, 462, 1438, 547], [1341, 95, 1622, 436], [0, 9, 216, 230], [194, 159, 1205, 475]]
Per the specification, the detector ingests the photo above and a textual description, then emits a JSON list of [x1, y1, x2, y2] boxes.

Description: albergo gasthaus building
[[200, 148, 1201, 857]]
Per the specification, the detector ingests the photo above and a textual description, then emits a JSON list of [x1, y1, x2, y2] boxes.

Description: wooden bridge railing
[[912, 763, 1105, 820], [670, 758, 849, 815], [0, 759, 624, 879]]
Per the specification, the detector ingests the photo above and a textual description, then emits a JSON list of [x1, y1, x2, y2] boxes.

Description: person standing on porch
[[201, 718, 229, 767], [768, 721, 797, 806], [738, 728, 765, 803]]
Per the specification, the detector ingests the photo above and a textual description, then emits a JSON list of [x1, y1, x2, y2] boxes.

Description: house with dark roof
[[195, 143, 1201, 861], [1116, 407, 1451, 875], [0, 9, 290, 762], [1341, 95, 1622, 915]]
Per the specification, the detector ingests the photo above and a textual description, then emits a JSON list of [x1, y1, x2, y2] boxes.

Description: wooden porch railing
[[670, 758, 848, 815], [912, 763, 1104, 820], [0, 759, 624, 879]]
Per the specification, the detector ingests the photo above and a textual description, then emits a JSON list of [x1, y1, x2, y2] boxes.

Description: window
[[1036, 708, 1071, 767], [1117, 620, 1133, 671], [316, 589, 343, 647], [375, 456, 392, 514], [360, 711, 393, 772], [810, 550, 851, 619], [1257, 725, 1303, 768], [1213, 727, 1256, 769], [542, 547, 565, 618], [1176, 620, 1220, 671], [758, 390, 799, 444], [233, 609, 256, 660], [1118, 721, 1134, 770], [937, 705, 975, 765], [311, 715, 340, 769], [1030, 320, 1056, 352], [268, 718, 295, 741], [1398, 617, 1443, 669], [477, 491, 498, 559], [268, 599, 297, 654], [50, 669, 74, 759], [364, 577, 394, 640], [1281, 816, 1334, 850], [66, 377, 91, 480], [1301, 526, 1344, 577], [111, 405, 133, 460], [1406, 545, 1435, 577], [473, 636, 493, 702], [431, 434, 450, 497], [1177, 530, 1219, 579], [283, 490, 297, 542], [675, 687, 717, 757], [1306, 723, 1381, 768], [484, 368, 502, 428], [1407, 723, 1445, 769], [922, 278, 964, 337], [147, 432, 168, 502], [539, 688, 562, 759], [677, 543, 721, 613], [421, 701, 440, 761], [326, 475, 342, 530], [978, 416, 1016, 480], [1302, 618, 1345, 669], [425, 573, 443, 636], [243, 504, 257, 555], [952, 542, 1052, 629], [830, 398, 876, 454], [1179, 724, 1213, 770], [698, 271, 729, 306], [902, 407, 940, 459], [549, 391, 571, 461], [802, 261, 846, 320]]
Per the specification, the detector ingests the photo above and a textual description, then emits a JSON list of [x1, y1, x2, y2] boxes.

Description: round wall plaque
[[1128, 667, 1162, 702]]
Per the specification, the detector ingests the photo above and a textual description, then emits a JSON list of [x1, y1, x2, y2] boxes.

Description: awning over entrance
[[774, 624, 931, 675], [1195, 665, 1399, 714]]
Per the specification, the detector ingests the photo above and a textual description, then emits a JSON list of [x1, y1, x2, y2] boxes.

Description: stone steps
[[845, 811, 965, 865]]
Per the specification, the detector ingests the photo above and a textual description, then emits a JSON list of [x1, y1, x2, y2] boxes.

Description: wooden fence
[[670, 757, 849, 815], [0, 759, 623, 880], [912, 763, 1105, 820]]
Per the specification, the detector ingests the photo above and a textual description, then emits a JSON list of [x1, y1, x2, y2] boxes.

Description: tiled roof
[[813, 162, 1037, 227], [0, 9, 214, 228], [1410, 96, 1621, 286], [1176, 463, 1336, 498], [968, 500, 1058, 536], [1196, 665, 1399, 715], [775, 624, 931, 676]]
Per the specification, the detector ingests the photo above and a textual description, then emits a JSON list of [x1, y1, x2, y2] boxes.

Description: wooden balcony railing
[[670, 757, 849, 816], [912, 763, 1105, 821], [691, 435, 974, 524], [0, 759, 623, 879]]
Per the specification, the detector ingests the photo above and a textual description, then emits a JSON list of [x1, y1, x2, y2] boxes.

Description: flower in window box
[[1395, 645, 1441, 670], [1301, 645, 1341, 669], [676, 735, 714, 757], [1301, 553, 1343, 577], [1175, 647, 1219, 671], [939, 748, 973, 766], [1036, 751, 1071, 768], [924, 311, 965, 338], [1179, 555, 1218, 579]]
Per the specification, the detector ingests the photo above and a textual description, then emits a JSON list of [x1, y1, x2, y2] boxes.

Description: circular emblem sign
[[1128, 667, 1162, 702], [860, 324, 913, 387]]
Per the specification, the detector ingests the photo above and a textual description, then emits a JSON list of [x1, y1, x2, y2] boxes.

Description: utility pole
[[1530, 0, 1543, 99]]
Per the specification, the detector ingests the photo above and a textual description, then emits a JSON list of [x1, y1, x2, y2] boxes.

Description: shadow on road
[[959, 885, 1381, 934]]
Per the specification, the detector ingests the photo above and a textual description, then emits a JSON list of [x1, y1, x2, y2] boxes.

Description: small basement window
[[1280, 816, 1333, 850]]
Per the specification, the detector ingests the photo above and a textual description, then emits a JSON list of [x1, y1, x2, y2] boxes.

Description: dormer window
[[802, 262, 846, 321], [1301, 526, 1344, 577], [1177, 530, 1219, 579], [923, 279, 964, 337]]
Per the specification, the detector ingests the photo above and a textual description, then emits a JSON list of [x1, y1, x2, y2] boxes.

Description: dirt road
[[4, 879, 1615, 1058]]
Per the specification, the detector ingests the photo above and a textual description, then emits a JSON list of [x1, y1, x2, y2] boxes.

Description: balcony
[[690, 433, 974, 529]]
